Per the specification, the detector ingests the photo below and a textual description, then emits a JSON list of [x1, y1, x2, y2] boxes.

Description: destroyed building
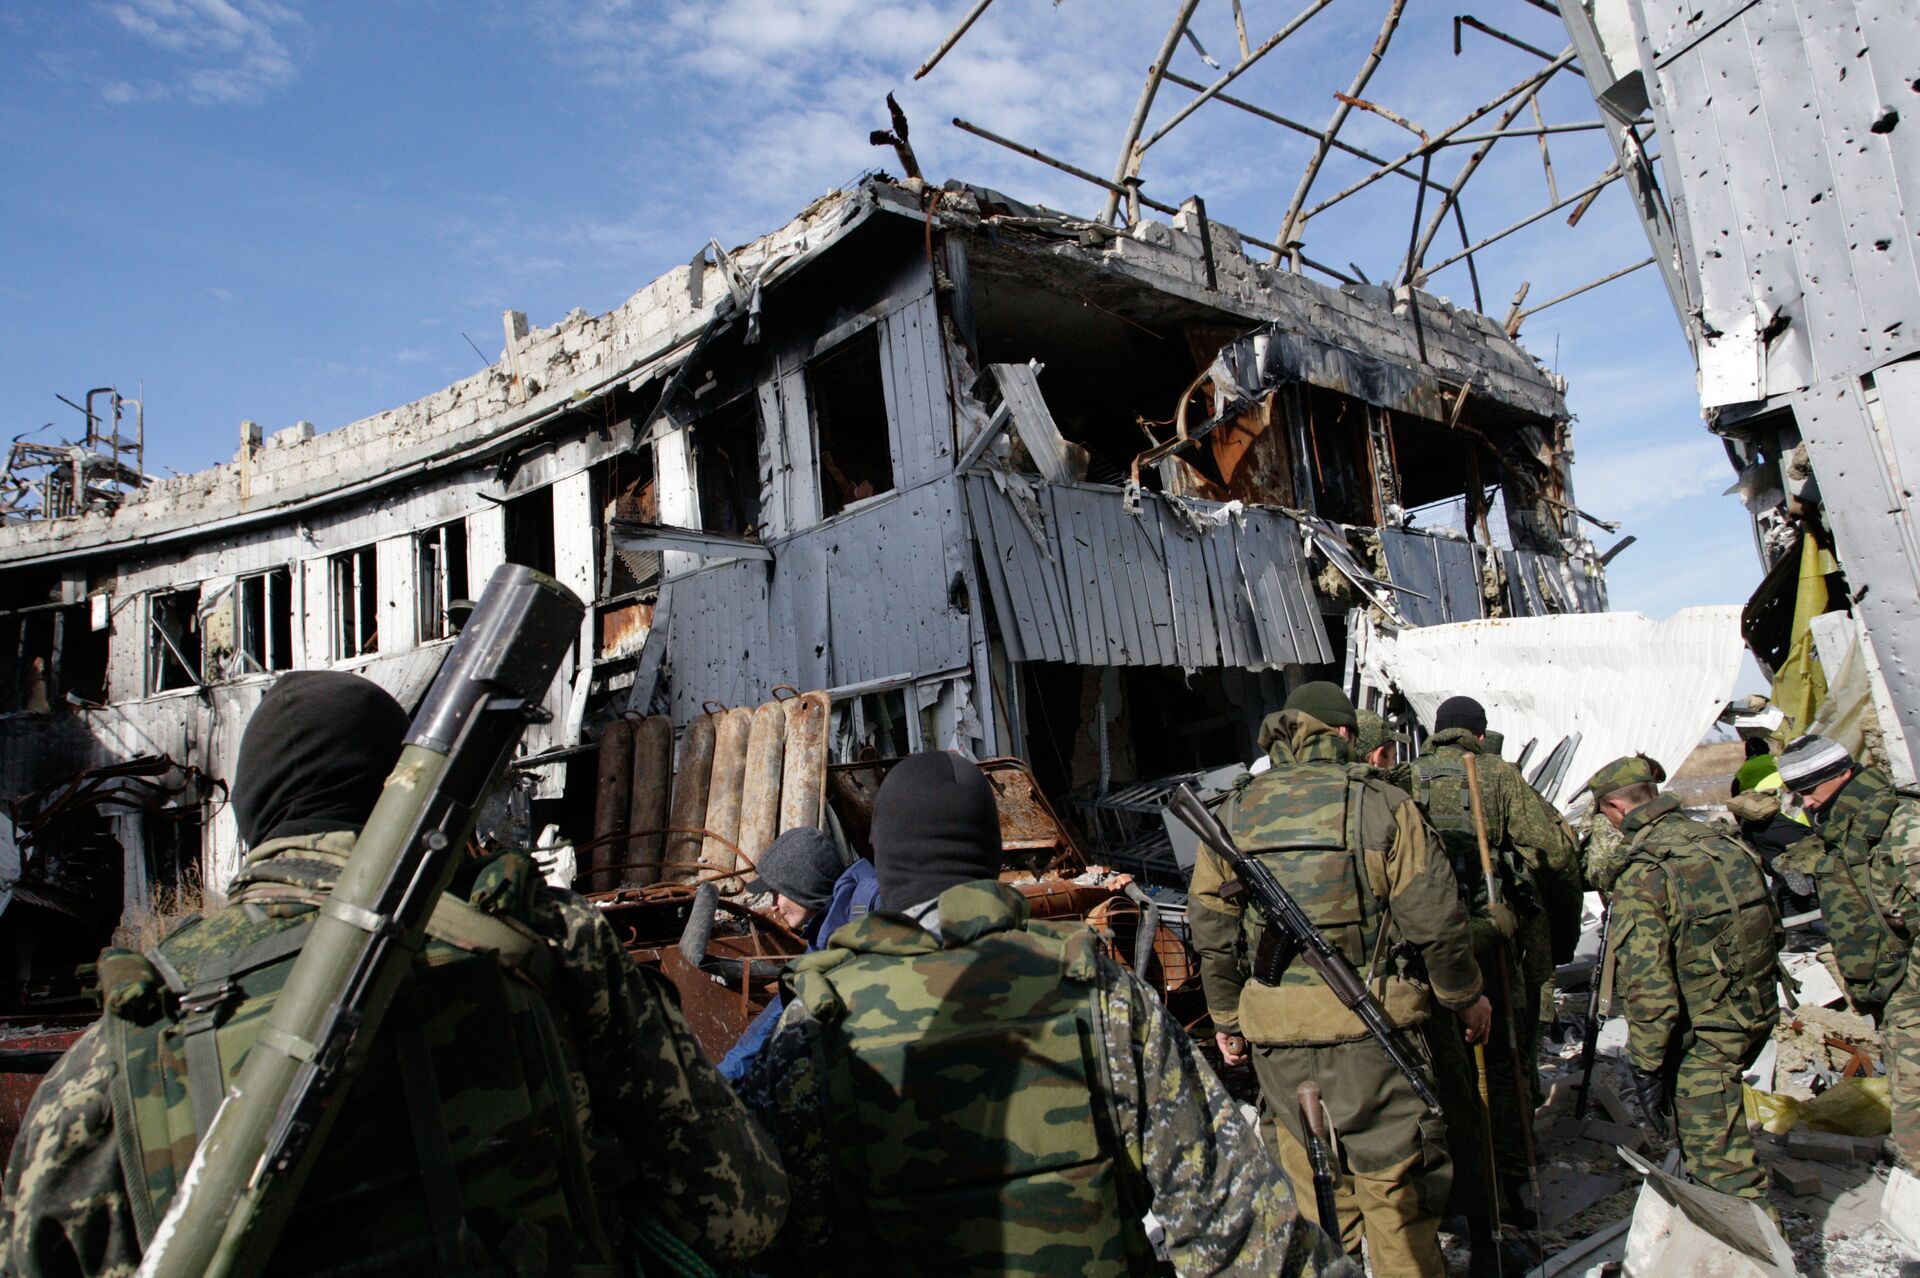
[[0, 174, 1606, 947], [1558, 0, 1920, 778]]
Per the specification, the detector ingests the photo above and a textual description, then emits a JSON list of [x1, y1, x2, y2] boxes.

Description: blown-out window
[[235, 568, 293, 674], [416, 523, 469, 642], [149, 587, 203, 692], [331, 547, 378, 659], [808, 328, 894, 518]]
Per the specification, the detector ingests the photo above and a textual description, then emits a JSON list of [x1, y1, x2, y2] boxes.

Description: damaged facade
[[1560, 0, 1920, 774], [0, 173, 1605, 951]]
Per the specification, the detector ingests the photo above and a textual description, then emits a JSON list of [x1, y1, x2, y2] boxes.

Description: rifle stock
[[1573, 902, 1612, 1120], [136, 564, 585, 1278], [1168, 784, 1444, 1117]]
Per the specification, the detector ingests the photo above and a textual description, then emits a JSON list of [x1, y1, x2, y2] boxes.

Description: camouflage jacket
[[1393, 730, 1584, 960], [0, 832, 789, 1277], [1776, 767, 1918, 1017], [1191, 713, 1482, 1046], [1609, 795, 1783, 1071], [735, 879, 1353, 1278], [1581, 806, 1630, 894]]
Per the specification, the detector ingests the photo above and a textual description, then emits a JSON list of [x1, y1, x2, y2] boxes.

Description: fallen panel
[[1358, 608, 1744, 809]]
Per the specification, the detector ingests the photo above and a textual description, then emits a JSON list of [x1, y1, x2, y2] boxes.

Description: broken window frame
[[232, 567, 293, 677], [147, 586, 204, 694], [806, 325, 897, 520], [826, 669, 969, 763], [692, 393, 765, 539], [414, 522, 469, 644], [330, 545, 379, 660]]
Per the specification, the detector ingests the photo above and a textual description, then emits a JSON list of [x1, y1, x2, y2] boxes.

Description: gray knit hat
[[744, 827, 845, 910], [1778, 735, 1856, 794]]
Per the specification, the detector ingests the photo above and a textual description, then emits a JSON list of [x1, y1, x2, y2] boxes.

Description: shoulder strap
[[107, 1016, 162, 1249]]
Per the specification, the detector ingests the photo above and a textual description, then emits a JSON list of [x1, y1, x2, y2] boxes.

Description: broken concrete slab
[[1881, 1165, 1920, 1255], [1742, 1039, 1779, 1094], [1770, 1161, 1824, 1197], [1618, 1147, 1796, 1276], [1526, 1215, 1629, 1277], [1580, 1118, 1650, 1154], [1590, 1077, 1640, 1128], [1782, 951, 1846, 1009], [1789, 1128, 1865, 1164], [1538, 1164, 1628, 1228]]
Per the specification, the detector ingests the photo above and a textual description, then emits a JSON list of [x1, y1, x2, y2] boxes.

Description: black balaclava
[[232, 671, 411, 848], [870, 751, 1003, 911]]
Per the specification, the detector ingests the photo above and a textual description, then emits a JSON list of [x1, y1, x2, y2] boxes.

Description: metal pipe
[[913, 0, 999, 80], [1409, 64, 1563, 272], [1415, 162, 1629, 281], [1299, 48, 1577, 224], [1274, 0, 1407, 255], [1454, 14, 1564, 64], [1100, 0, 1206, 226], [1512, 255, 1655, 324], [1429, 119, 1608, 146], [1160, 70, 1450, 196], [1137, 0, 1336, 154]]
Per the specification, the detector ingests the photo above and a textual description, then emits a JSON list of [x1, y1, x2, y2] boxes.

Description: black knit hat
[[1282, 681, 1356, 730], [232, 671, 410, 847], [1434, 695, 1488, 735], [745, 827, 845, 911], [870, 751, 1003, 911]]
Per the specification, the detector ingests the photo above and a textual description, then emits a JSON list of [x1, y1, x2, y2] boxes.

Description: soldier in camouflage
[[1772, 735, 1920, 1167], [1354, 708, 1407, 772], [1391, 696, 1580, 1236], [0, 672, 789, 1276], [738, 749, 1348, 1278], [1588, 755, 1783, 1205], [1192, 683, 1489, 1278]]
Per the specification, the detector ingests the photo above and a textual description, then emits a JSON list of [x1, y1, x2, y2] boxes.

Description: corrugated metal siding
[[666, 479, 976, 721], [964, 475, 1332, 669], [880, 290, 953, 489]]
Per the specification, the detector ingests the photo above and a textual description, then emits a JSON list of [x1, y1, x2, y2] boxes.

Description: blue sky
[[0, 1, 1758, 652]]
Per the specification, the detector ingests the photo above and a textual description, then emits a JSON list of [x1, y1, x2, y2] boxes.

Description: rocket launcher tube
[[136, 564, 585, 1278]]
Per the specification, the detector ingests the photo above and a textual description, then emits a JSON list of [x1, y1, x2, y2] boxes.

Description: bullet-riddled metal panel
[[1233, 513, 1334, 666], [1379, 530, 1447, 627], [666, 558, 771, 723], [881, 290, 953, 489], [814, 483, 974, 689], [1434, 538, 1485, 624], [1616, 0, 1920, 407], [767, 532, 831, 692]]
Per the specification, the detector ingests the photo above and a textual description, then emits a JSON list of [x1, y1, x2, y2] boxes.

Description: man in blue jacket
[[719, 826, 879, 1079]]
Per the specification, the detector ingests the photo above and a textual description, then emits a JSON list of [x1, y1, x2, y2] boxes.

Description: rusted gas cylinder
[[779, 691, 830, 833], [589, 717, 635, 893], [703, 707, 753, 890], [738, 701, 787, 875], [628, 715, 672, 886], [666, 713, 717, 883]]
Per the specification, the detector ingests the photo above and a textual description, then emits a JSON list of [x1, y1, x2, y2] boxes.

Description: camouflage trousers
[[1673, 1025, 1772, 1201], [1879, 966, 1920, 1169], [1254, 1039, 1451, 1278]]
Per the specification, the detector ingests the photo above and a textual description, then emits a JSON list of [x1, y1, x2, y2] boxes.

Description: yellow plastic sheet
[[1770, 526, 1837, 738], [1743, 1076, 1891, 1137]]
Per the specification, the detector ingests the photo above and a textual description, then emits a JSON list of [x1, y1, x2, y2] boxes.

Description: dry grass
[[113, 869, 207, 953]]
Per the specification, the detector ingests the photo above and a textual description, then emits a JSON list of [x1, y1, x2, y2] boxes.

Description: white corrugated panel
[[1361, 607, 1744, 810]]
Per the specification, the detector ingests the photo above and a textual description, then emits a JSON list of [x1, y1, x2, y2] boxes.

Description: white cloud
[[1570, 436, 1733, 524], [99, 0, 302, 104]]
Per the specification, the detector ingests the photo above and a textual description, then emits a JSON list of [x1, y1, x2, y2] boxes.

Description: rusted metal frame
[[1099, 0, 1206, 226], [951, 117, 1361, 286], [1335, 93, 1427, 142], [1298, 47, 1577, 226], [1274, 0, 1408, 257], [1510, 255, 1656, 325], [1431, 119, 1608, 146], [1407, 62, 1566, 277], [1232, 0, 1251, 57], [1416, 161, 1631, 281], [1159, 71, 1451, 198], [912, 0, 1000, 80], [1137, 0, 1337, 156], [1453, 13, 1564, 65], [1531, 99, 1559, 203], [1451, 200, 1484, 313]]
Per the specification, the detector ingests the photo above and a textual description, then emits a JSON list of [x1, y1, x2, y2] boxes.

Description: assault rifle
[[137, 564, 585, 1278], [1167, 784, 1444, 1116], [1573, 901, 1612, 1121]]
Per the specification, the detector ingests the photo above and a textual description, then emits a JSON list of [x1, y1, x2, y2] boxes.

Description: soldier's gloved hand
[[1630, 1066, 1673, 1140], [1487, 900, 1519, 939]]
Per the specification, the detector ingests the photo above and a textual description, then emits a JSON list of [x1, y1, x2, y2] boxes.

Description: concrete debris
[[1783, 950, 1848, 1009], [1881, 1166, 1920, 1256], [1618, 1148, 1796, 1278], [1578, 1119, 1648, 1155], [1770, 1161, 1823, 1197]]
